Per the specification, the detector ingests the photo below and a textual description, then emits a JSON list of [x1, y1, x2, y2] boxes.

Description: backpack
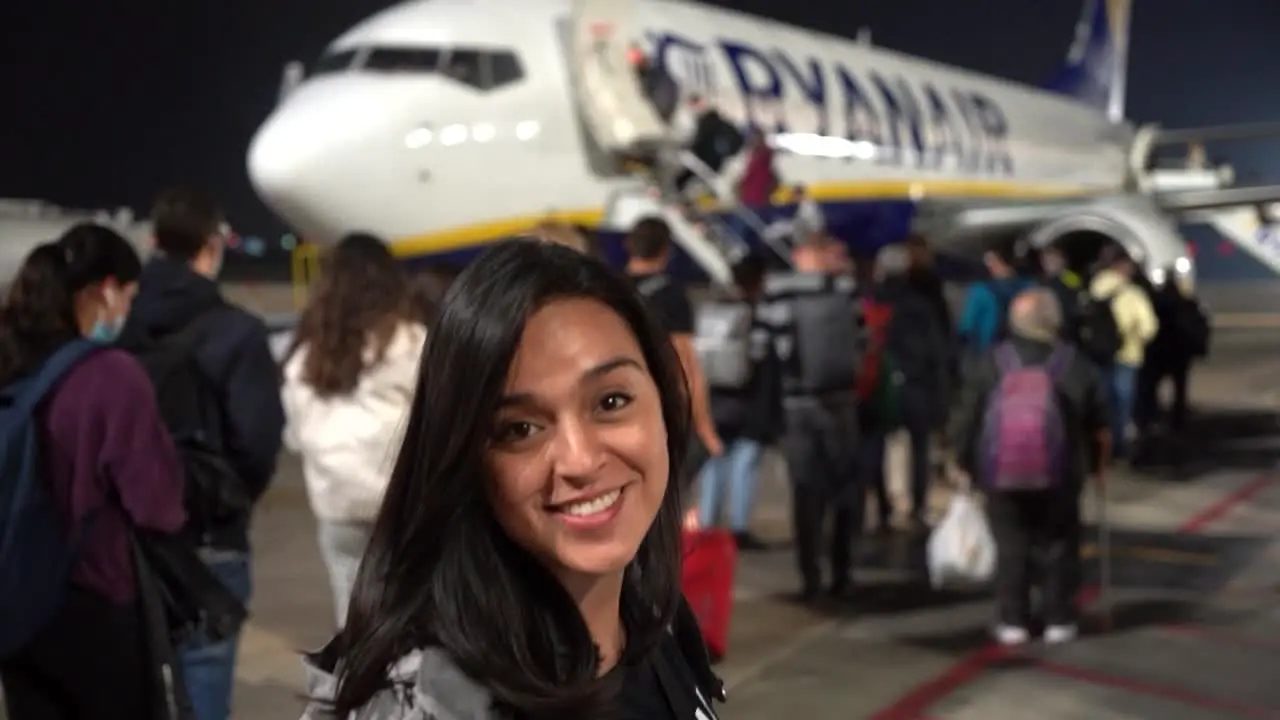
[[978, 343, 1071, 492], [1174, 299, 1211, 358], [694, 300, 753, 390], [791, 286, 862, 394], [0, 339, 101, 657], [856, 298, 903, 430], [132, 310, 249, 542], [1077, 290, 1123, 363]]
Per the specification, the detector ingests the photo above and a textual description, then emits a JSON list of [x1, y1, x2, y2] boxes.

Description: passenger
[[1039, 245, 1085, 342], [903, 234, 953, 347], [696, 253, 781, 550], [1134, 273, 1209, 467], [1087, 251, 1158, 461], [946, 288, 1110, 646], [117, 186, 284, 720], [755, 232, 865, 602], [625, 217, 724, 471], [859, 244, 949, 531], [957, 249, 1033, 355], [302, 239, 724, 719], [627, 43, 678, 124], [737, 127, 779, 211], [281, 234, 425, 629], [0, 224, 185, 719], [790, 184, 826, 246], [674, 95, 743, 195]]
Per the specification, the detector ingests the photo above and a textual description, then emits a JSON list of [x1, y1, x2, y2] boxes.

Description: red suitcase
[[681, 528, 738, 660]]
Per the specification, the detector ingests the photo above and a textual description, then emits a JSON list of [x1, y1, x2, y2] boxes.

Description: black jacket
[[870, 279, 950, 417], [118, 257, 284, 551], [946, 336, 1110, 484]]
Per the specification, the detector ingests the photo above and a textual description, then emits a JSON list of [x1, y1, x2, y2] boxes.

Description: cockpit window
[[356, 46, 524, 91], [311, 49, 357, 76], [488, 52, 524, 88], [365, 47, 443, 73]]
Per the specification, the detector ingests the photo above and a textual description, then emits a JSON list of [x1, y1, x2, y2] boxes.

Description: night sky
[[3, 1, 1279, 244]]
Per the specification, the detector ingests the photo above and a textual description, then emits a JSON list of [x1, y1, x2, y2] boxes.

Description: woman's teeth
[[562, 489, 622, 516]]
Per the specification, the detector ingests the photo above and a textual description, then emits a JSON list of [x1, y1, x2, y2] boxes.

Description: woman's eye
[[494, 420, 537, 443], [599, 392, 633, 413]]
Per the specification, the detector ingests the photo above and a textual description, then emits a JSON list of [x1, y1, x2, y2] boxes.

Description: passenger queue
[[0, 179, 1211, 719]]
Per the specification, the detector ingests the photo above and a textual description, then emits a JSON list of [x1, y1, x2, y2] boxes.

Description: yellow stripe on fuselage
[[387, 178, 1099, 259]]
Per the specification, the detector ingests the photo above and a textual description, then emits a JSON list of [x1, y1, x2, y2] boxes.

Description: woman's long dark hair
[[331, 240, 689, 719], [0, 222, 142, 386], [289, 233, 415, 397]]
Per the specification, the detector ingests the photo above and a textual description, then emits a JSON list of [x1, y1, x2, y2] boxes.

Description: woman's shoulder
[[59, 347, 150, 397], [302, 646, 498, 720]]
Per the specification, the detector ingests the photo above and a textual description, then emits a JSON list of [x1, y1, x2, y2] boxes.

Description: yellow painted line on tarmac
[[1081, 542, 1217, 566], [1212, 313, 1280, 329]]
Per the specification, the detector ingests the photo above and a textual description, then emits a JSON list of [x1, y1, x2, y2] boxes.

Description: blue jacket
[[957, 276, 1033, 353]]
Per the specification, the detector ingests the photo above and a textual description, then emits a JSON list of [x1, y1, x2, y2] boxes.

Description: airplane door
[[567, 0, 668, 154]]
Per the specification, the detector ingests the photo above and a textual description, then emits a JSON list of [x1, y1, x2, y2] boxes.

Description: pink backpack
[[979, 344, 1070, 491]]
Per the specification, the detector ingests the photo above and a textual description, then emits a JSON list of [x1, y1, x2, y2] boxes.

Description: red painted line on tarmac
[[865, 473, 1275, 718], [1033, 658, 1278, 719], [865, 644, 1008, 720], [1177, 473, 1277, 534]]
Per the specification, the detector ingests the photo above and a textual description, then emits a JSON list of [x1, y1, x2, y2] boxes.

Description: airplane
[[246, 0, 1280, 287], [0, 200, 152, 284]]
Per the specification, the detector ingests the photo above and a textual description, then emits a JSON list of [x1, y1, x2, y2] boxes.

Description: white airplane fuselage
[[248, 0, 1183, 277]]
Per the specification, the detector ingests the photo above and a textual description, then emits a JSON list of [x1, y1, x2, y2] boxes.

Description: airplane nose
[[247, 111, 324, 222]]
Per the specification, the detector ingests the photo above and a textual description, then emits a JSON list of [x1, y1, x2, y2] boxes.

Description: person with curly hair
[[281, 233, 426, 628]]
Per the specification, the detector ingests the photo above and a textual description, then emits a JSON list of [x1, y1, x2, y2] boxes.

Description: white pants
[[315, 520, 374, 628]]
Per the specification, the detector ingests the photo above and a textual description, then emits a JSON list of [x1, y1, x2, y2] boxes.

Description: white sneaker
[[994, 624, 1030, 646], [1044, 624, 1078, 644]]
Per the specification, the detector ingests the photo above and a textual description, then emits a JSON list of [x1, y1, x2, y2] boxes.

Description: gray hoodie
[[301, 647, 502, 720]]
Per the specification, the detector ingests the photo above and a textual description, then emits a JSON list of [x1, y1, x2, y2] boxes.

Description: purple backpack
[[979, 343, 1070, 491]]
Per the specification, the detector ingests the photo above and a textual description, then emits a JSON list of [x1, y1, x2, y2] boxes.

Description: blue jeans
[[1108, 363, 1139, 458], [697, 438, 763, 531], [180, 552, 252, 720]]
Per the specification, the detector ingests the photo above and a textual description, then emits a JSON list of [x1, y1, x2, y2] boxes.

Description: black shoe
[[733, 531, 769, 551]]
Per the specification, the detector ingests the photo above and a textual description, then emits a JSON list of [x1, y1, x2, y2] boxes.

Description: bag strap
[[4, 339, 100, 414], [148, 305, 225, 359]]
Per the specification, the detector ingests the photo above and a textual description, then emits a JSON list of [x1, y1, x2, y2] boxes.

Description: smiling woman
[[304, 240, 724, 720]]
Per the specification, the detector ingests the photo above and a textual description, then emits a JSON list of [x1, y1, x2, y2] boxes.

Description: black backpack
[[131, 309, 249, 541], [1174, 299, 1211, 358], [1077, 291, 1124, 363]]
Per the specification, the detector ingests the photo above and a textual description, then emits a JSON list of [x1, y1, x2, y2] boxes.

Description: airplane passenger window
[[488, 52, 524, 88], [311, 49, 356, 76], [365, 47, 443, 73]]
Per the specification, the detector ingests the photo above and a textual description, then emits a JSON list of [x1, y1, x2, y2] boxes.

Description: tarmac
[[5, 286, 1280, 719]]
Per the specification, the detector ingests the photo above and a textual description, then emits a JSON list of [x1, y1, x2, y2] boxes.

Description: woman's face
[[485, 298, 669, 583]]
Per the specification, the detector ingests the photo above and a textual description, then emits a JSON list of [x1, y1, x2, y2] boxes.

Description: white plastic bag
[[927, 493, 997, 589]]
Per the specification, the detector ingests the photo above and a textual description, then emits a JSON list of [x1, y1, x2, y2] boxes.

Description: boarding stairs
[[1129, 122, 1280, 277], [569, 0, 792, 283]]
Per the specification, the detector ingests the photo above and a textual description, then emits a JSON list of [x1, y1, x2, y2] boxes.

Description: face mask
[[88, 288, 125, 344], [89, 316, 125, 344]]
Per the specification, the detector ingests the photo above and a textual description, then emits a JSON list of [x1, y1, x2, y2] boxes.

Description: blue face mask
[[89, 315, 124, 344], [87, 287, 125, 344]]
